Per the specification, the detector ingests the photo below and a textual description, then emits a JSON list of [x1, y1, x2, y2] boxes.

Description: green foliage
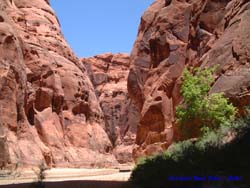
[[176, 67, 237, 138], [130, 117, 250, 188], [130, 68, 247, 188]]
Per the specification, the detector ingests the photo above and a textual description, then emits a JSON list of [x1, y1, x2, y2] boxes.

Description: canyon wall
[[82, 53, 138, 164], [0, 0, 118, 168], [128, 0, 250, 159], [0, 0, 250, 168]]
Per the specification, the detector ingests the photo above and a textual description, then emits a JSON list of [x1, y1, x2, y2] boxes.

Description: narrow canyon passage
[[0, 0, 250, 187]]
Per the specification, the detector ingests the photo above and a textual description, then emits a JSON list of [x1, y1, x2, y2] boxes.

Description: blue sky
[[50, 0, 154, 57]]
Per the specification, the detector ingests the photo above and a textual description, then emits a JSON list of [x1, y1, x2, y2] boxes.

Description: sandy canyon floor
[[0, 167, 132, 187]]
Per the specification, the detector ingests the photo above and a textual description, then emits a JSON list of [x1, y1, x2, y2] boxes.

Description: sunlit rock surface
[[1, 0, 250, 168], [128, 0, 250, 159], [0, 0, 117, 168], [82, 53, 138, 164]]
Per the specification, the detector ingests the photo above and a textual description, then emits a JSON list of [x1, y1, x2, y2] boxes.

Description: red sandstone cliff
[[128, 0, 250, 159], [0, 0, 117, 168], [82, 53, 138, 164]]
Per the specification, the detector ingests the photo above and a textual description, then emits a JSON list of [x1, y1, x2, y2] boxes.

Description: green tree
[[176, 67, 237, 138]]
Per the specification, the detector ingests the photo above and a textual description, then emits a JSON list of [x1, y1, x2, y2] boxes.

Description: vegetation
[[176, 67, 237, 138], [130, 67, 249, 188], [130, 116, 250, 188], [31, 162, 46, 188]]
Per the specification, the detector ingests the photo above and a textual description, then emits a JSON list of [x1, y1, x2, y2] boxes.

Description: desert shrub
[[176, 67, 237, 138], [31, 162, 46, 188], [130, 117, 250, 188], [130, 68, 247, 188]]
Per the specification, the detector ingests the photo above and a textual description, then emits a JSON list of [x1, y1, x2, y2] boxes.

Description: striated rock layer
[[82, 53, 138, 164], [128, 0, 250, 159], [0, 0, 117, 168]]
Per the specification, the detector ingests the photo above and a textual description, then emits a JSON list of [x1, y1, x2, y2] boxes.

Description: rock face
[[1, 0, 250, 168], [82, 53, 138, 164], [0, 0, 117, 168], [128, 0, 250, 159]]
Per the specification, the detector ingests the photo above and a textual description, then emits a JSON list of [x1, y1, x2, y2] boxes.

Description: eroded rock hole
[[165, 0, 172, 6], [149, 38, 170, 68], [155, 96, 162, 101], [42, 70, 54, 79], [4, 35, 14, 44], [27, 107, 35, 125], [0, 16, 4, 22], [81, 91, 89, 102], [72, 102, 90, 120]]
